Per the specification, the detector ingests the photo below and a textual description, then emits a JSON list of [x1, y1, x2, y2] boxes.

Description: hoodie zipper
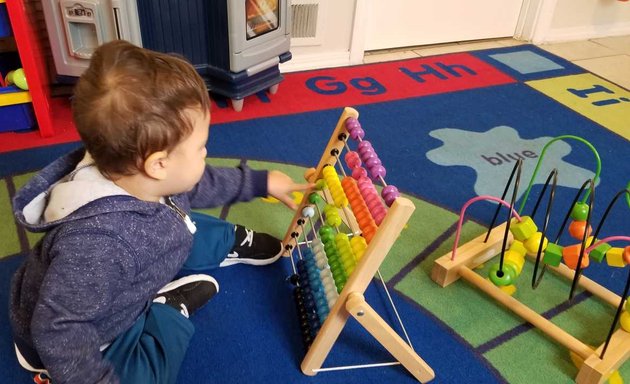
[[165, 197, 197, 234]]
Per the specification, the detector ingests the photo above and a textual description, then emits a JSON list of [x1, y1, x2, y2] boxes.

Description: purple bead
[[365, 157, 382, 169], [345, 117, 360, 131], [384, 191, 398, 207], [369, 165, 387, 180], [349, 127, 365, 141], [358, 140, 373, 151], [352, 167, 367, 180], [381, 185, 399, 198]]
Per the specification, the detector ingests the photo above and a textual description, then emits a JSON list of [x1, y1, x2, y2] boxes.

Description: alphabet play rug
[[0, 44, 628, 384]]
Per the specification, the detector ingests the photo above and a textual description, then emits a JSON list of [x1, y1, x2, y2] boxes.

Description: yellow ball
[[525, 232, 548, 255]]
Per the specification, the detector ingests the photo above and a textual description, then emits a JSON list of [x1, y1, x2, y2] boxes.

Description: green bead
[[488, 263, 517, 286], [308, 193, 323, 204], [319, 225, 334, 237], [571, 202, 589, 221], [315, 179, 327, 190]]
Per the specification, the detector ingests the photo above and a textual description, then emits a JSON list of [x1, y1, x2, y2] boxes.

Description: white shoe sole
[[157, 274, 219, 295], [219, 248, 283, 267]]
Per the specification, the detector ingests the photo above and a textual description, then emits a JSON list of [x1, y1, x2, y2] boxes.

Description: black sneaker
[[153, 274, 219, 318], [219, 225, 283, 267]]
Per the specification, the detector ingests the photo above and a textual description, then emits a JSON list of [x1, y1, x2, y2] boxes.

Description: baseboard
[[541, 22, 630, 43], [279, 51, 359, 73]]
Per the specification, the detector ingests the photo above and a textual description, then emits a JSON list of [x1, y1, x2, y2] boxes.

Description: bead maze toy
[[281, 107, 435, 382], [431, 135, 630, 384]]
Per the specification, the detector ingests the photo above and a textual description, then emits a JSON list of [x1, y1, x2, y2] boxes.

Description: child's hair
[[72, 40, 211, 176]]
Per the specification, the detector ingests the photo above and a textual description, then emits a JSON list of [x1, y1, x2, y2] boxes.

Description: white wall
[[532, 0, 630, 42]]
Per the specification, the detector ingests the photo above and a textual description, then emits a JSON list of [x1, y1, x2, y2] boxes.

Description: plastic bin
[[0, 85, 36, 132], [0, 2, 11, 38]]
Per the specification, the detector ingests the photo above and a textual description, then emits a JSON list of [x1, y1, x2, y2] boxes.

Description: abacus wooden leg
[[346, 292, 436, 383], [576, 329, 630, 384]]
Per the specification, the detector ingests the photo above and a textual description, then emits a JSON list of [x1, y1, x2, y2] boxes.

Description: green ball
[[488, 263, 517, 286], [571, 202, 589, 221]]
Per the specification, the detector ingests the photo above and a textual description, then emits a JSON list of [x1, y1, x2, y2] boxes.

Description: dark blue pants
[[103, 212, 235, 384]]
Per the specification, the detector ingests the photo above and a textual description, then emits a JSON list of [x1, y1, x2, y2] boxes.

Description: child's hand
[[267, 170, 313, 210]]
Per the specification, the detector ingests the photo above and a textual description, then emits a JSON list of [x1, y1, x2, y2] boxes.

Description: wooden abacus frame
[[281, 107, 435, 383], [431, 222, 630, 384]]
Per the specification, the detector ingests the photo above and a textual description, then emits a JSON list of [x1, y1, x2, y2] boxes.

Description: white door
[[365, 0, 525, 51]]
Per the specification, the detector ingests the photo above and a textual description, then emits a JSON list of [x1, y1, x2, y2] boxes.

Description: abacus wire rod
[[484, 159, 521, 243], [313, 361, 401, 372], [569, 179, 595, 301], [376, 269, 414, 349], [518, 135, 601, 214], [451, 196, 522, 261], [531, 169, 558, 289]]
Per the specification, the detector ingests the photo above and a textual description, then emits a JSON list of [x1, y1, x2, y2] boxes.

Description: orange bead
[[568, 220, 592, 241], [624, 246, 630, 265], [562, 243, 590, 270]]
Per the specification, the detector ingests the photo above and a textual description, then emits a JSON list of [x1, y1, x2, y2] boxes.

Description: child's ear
[[143, 151, 169, 180]]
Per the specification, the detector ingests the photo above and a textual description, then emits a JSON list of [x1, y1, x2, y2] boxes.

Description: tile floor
[[363, 35, 630, 90]]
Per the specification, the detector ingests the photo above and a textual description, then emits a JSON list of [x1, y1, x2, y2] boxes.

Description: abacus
[[431, 135, 630, 384], [281, 107, 435, 382]]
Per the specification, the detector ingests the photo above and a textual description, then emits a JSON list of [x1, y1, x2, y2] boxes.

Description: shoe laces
[[240, 228, 254, 247]]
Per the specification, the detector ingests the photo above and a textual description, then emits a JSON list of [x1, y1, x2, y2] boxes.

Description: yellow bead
[[508, 240, 527, 258], [510, 216, 538, 242], [620, 311, 630, 332], [606, 247, 626, 268], [504, 250, 525, 275], [524, 232, 548, 255]]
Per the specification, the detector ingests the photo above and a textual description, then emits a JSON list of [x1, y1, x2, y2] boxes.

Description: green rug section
[[395, 226, 629, 383], [0, 178, 21, 258]]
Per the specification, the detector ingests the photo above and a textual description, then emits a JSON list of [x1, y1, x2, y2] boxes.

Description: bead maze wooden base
[[282, 107, 435, 383], [431, 223, 630, 384]]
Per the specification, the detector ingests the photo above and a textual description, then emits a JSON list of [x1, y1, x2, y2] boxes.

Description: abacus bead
[[384, 190, 399, 207], [571, 202, 590, 221], [345, 151, 362, 169], [349, 127, 365, 140], [624, 246, 630, 265], [352, 167, 368, 180], [309, 193, 323, 204], [315, 179, 327, 190], [381, 185, 399, 199], [302, 206, 315, 218], [319, 225, 335, 237], [568, 220, 592, 241], [365, 157, 382, 169], [345, 117, 361, 132], [370, 165, 386, 180], [358, 140, 372, 151]]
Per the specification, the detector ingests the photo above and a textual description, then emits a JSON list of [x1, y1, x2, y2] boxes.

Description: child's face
[[163, 107, 210, 194]]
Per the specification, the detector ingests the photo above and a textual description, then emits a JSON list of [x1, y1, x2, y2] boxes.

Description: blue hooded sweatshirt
[[10, 148, 268, 384]]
